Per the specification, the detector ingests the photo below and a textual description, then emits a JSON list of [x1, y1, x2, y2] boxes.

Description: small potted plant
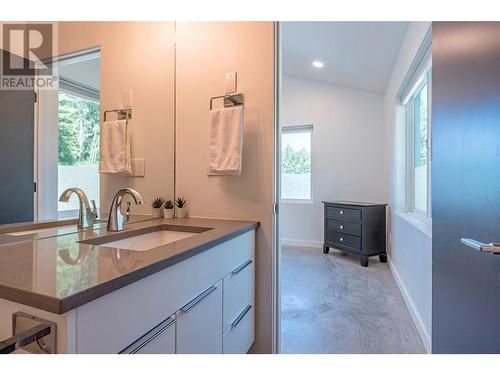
[[163, 199, 175, 219], [175, 197, 187, 218], [151, 196, 165, 218]]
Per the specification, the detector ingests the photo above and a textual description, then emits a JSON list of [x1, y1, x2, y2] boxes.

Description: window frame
[[402, 63, 432, 228], [280, 124, 313, 204]]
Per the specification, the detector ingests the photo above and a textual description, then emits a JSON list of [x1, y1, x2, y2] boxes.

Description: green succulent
[[164, 200, 174, 209], [152, 196, 165, 208], [175, 197, 187, 208]]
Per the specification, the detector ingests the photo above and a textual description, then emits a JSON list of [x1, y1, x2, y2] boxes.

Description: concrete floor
[[280, 246, 425, 354]]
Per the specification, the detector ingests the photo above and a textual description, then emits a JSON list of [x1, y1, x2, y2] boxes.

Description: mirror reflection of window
[[57, 91, 100, 214], [57, 51, 100, 218]]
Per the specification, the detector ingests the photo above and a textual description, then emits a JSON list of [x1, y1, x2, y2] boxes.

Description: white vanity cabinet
[[72, 229, 255, 354], [176, 281, 223, 354]]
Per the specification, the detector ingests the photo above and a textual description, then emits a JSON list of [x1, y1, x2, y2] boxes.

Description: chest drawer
[[326, 218, 361, 237], [326, 231, 361, 252], [325, 206, 361, 222]]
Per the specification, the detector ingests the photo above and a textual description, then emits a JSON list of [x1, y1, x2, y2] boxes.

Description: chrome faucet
[[107, 188, 144, 232], [59, 188, 98, 229]]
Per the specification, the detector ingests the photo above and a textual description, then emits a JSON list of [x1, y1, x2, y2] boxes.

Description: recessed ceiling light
[[312, 61, 324, 68]]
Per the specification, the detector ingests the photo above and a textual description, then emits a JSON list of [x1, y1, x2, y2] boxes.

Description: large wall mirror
[[0, 22, 176, 225]]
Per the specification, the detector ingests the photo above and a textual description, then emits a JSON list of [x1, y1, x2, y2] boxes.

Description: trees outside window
[[58, 91, 100, 213], [281, 125, 313, 202]]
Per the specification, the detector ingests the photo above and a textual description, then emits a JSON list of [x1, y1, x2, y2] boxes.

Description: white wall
[[280, 75, 387, 247], [384, 21, 432, 352]]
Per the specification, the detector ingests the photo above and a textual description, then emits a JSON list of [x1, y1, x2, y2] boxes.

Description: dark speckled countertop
[[0, 217, 258, 314]]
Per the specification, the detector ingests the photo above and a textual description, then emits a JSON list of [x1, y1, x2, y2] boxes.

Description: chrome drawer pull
[[231, 259, 253, 275], [122, 316, 176, 354], [461, 238, 500, 254], [181, 285, 218, 313], [340, 210, 344, 214], [231, 305, 252, 328], [339, 238, 344, 242], [339, 225, 344, 230]]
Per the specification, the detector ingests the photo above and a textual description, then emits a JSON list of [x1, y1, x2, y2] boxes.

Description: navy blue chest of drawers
[[322, 201, 387, 267]]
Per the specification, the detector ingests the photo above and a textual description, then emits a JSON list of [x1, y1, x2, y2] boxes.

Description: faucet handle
[[91, 200, 98, 219]]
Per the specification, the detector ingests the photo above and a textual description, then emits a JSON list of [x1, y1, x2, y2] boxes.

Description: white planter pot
[[176, 207, 187, 218], [151, 207, 163, 218], [163, 208, 175, 219]]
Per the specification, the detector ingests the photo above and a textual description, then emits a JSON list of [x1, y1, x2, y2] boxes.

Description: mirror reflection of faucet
[[58, 247, 91, 265], [110, 248, 143, 273], [58, 188, 98, 229]]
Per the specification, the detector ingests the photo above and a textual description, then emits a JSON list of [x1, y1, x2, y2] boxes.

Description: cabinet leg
[[323, 245, 329, 254], [360, 256, 369, 267], [379, 254, 387, 263]]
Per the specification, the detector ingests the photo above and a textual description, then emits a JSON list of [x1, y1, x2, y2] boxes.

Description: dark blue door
[[433, 22, 500, 353]]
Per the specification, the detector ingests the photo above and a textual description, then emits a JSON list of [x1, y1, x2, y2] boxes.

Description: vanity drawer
[[326, 218, 361, 237], [120, 316, 176, 354], [223, 304, 254, 354], [176, 281, 223, 354], [325, 206, 361, 222], [326, 232, 361, 252], [223, 257, 255, 332]]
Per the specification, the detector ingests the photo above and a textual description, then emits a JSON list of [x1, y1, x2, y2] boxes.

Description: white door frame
[[272, 21, 282, 354]]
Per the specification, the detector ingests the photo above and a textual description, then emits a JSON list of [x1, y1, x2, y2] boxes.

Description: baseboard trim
[[387, 255, 431, 353], [281, 239, 323, 249]]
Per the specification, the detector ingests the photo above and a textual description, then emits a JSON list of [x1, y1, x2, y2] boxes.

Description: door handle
[[461, 238, 500, 254]]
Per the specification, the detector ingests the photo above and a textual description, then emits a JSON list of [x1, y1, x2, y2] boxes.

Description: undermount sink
[[100, 231, 197, 251], [79, 225, 212, 252]]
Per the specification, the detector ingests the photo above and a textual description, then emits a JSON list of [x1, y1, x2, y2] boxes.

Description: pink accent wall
[[175, 22, 275, 353]]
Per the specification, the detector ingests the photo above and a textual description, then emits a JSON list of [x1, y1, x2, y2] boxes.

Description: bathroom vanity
[[0, 217, 257, 354]]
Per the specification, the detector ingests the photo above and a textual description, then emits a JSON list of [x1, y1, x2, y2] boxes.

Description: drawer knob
[[340, 237, 344, 242], [340, 210, 344, 214], [339, 225, 344, 229]]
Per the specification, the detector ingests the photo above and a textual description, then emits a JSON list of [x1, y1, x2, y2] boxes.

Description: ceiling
[[59, 54, 100, 90], [282, 22, 409, 93]]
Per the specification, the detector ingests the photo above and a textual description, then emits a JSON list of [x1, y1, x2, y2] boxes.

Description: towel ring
[[209, 93, 244, 110], [103, 107, 132, 122]]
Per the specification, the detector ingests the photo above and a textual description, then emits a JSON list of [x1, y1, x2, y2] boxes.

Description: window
[[395, 29, 432, 235], [57, 90, 100, 215], [405, 66, 431, 220], [280, 125, 312, 202]]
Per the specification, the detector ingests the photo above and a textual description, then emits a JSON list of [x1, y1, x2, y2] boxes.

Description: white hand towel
[[208, 106, 244, 175], [99, 119, 132, 175]]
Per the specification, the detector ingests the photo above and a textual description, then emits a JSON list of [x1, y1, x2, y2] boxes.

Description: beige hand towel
[[99, 119, 132, 175], [208, 106, 244, 175]]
